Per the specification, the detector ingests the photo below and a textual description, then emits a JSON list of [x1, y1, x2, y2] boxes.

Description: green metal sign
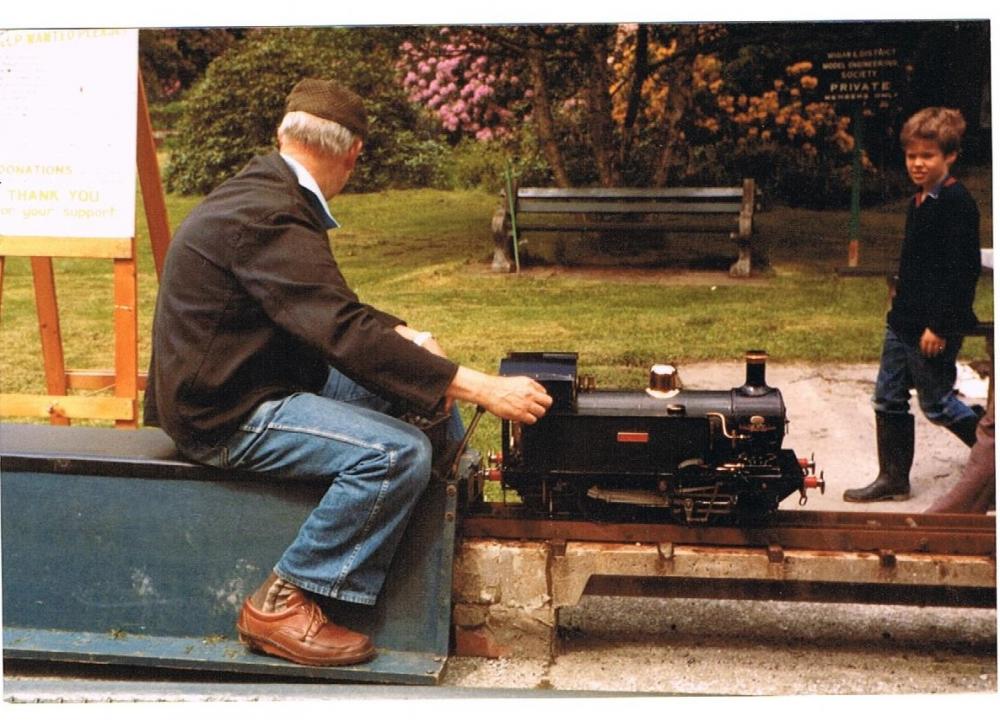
[[818, 46, 902, 108], [816, 46, 901, 267]]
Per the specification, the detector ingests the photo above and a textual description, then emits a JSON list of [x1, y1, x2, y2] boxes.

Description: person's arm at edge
[[392, 324, 552, 423]]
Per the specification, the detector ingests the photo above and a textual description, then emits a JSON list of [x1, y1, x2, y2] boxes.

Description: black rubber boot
[[947, 415, 980, 447], [843, 412, 914, 502]]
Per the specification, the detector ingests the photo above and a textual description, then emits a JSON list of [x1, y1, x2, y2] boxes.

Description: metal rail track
[[458, 508, 996, 609], [459, 507, 996, 556]]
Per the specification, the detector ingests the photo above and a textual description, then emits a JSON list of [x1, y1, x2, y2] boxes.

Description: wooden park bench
[[491, 179, 759, 276]]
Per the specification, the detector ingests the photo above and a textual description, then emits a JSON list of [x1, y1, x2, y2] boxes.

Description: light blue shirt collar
[[279, 152, 339, 229], [925, 174, 950, 200]]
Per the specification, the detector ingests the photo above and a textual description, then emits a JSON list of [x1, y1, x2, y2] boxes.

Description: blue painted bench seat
[[0, 422, 464, 684]]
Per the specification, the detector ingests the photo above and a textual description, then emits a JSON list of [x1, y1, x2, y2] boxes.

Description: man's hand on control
[[480, 374, 552, 424], [397, 328, 552, 422], [447, 367, 552, 424]]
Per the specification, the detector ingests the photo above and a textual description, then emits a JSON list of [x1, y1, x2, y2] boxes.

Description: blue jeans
[[182, 368, 463, 606], [872, 325, 975, 426]]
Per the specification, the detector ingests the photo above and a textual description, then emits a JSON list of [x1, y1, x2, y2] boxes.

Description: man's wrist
[[412, 331, 433, 348], [447, 366, 487, 407]]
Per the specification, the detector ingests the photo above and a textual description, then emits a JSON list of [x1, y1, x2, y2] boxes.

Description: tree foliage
[[139, 28, 243, 101], [164, 27, 447, 195], [398, 24, 752, 187], [398, 28, 524, 141], [157, 21, 988, 204], [395, 21, 987, 203]]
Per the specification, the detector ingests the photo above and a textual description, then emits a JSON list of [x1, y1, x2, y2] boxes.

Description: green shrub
[[440, 138, 508, 190], [148, 100, 185, 132], [440, 131, 555, 191], [164, 28, 447, 195]]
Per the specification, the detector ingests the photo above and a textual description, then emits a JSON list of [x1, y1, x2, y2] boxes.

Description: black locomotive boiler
[[487, 350, 824, 524]]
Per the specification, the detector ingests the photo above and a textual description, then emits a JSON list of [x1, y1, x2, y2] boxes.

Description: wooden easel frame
[[0, 74, 171, 428]]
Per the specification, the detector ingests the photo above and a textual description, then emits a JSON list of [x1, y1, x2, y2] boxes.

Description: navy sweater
[[887, 177, 981, 341]]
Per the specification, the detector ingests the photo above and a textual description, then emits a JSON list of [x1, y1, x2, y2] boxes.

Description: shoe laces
[[300, 598, 329, 642]]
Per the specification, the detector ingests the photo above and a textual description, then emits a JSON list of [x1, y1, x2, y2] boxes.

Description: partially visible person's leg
[[926, 402, 995, 513], [220, 390, 433, 604], [183, 370, 434, 666]]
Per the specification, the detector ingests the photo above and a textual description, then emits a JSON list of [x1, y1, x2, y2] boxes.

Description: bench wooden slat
[[514, 220, 737, 233], [518, 187, 744, 200], [518, 200, 743, 215]]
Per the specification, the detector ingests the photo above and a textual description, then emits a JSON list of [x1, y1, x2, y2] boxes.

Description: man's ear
[[345, 139, 363, 170]]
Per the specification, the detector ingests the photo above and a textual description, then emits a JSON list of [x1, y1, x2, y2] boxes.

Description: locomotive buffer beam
[[458, 510, 996, 610]]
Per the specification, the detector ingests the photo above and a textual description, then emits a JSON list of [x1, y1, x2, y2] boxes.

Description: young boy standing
[[844, 107, 982, 503]]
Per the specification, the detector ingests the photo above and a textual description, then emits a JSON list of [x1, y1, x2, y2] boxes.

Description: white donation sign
[[0, 29, 138, 238]]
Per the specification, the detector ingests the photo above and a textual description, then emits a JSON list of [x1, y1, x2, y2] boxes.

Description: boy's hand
[[920, 328, 947, 357]]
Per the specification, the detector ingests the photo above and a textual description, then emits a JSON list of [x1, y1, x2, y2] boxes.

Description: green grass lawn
[[1, 169, 993, 448]]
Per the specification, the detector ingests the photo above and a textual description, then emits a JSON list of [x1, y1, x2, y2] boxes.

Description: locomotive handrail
[[706, 411, 749, 441]]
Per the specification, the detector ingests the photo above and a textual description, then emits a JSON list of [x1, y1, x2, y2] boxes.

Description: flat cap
[[285, 78, 368, 140]]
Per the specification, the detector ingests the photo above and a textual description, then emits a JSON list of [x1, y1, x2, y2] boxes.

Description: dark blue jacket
[[145, 152, 457, 450]]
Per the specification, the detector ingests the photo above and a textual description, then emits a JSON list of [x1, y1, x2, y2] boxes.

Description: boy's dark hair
[[900, 107, 966, 156]]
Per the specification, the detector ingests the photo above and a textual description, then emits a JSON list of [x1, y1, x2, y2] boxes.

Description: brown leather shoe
[[236, 587, 375, 666]]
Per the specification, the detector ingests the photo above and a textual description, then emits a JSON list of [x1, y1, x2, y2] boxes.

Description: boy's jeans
[[182, 368, 462, 606], [872, 325, 976, 426]]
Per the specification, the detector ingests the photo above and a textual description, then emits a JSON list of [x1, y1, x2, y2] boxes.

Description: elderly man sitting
[[144, 78, 551, 666]]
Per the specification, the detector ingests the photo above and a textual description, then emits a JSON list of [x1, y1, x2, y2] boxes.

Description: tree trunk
[[621, 24, 649, 164], [652, 68, 692, 187], [582, 26, 620, 186], [526, 46, 571, 187]]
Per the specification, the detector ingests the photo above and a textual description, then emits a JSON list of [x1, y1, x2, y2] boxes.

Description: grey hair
[[277, 110, 358, 156]]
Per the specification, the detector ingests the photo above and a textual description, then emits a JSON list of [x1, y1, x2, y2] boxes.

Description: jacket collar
[[277, 152, 339, 230]]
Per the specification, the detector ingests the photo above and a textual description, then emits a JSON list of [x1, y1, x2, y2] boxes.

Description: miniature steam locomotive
[[484, 350, 824, 524]]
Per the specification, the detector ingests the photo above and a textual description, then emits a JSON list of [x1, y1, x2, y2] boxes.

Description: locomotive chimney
[[741, 350, 772, 397]]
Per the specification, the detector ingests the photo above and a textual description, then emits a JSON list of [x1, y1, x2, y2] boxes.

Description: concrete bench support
[[451, 538, 996, 658], [452, 541, 556, 658]]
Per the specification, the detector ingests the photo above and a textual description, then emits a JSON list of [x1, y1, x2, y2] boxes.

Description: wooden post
[[29, 257, 70, 425], [136, 75, 172, 280], [847, 106, 864, 267], [113, 238, 139, 428], [0, 240, 139, 427]]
